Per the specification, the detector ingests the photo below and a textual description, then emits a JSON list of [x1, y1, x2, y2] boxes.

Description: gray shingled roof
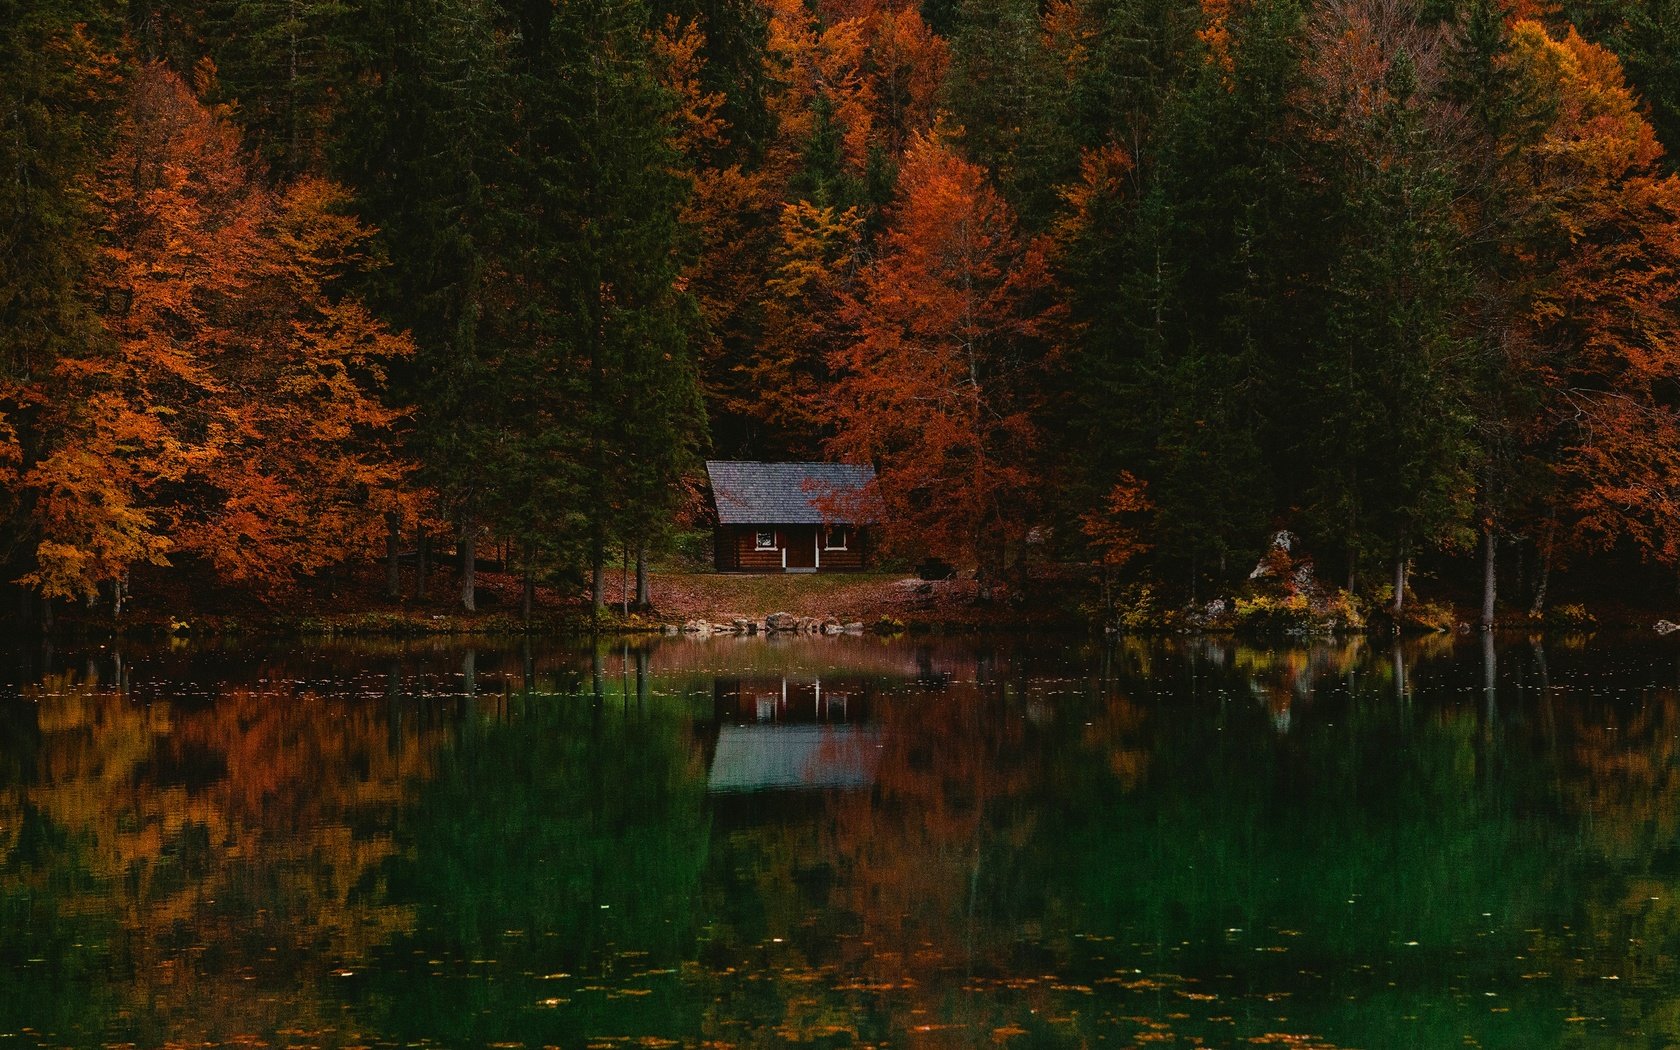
[[706, 460, 877, 525]]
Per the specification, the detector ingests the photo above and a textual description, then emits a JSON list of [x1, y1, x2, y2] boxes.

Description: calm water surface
[[2, 632, 1678, 1047]]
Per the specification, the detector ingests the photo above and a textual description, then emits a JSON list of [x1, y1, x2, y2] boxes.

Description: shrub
[[871, 615, 906, 635], [1403, 601, 1458, 633], [1115, 585, 1164, 632], [1234, 593, 1314, 633], [1544, 603, 1596, 630], [1319, 589, 1366, 630]]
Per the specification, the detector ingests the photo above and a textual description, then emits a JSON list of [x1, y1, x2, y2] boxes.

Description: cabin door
[[783, 527, 817, 570]]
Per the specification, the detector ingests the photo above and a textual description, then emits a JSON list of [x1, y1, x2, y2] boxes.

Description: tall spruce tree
[[195, 0, 359, 178], [505, 0, 704, 613], [1296, 24, 1476, 612], [1056, 0, 1305, 600], [943, 0, 1076, 228], [334, 0, 506, 610], [0, 0, 122, 618]]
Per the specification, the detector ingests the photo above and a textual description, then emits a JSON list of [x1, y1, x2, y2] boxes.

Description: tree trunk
[[591, 532, 605, 615], [521, 540, 535, 621], [459, 513, 476, 613], [386, 511, 402, 601], [636, 542, 650, 609], [1530, 518, 1555, 619], [1482, 628, 1497, 726], [1480, 523, 1496, 630], [1391, 554, 1406, 615], [416, 530, 430, 602]]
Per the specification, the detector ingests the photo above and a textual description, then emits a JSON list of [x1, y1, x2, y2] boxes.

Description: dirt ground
[[61, 560, 1087, 635]]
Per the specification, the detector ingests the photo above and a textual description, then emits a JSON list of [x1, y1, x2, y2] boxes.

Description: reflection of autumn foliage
[[817, 676, 1048, 1040], [2, 667, 444, 1038], [833, 680, 1034, 948], [696, 650, 1165, 1044], [1227, 638, 1369, 730], [1088, 689, 1151, 790], [1555, 689, 1680, 1035], [1564, 691, 1680, 862]]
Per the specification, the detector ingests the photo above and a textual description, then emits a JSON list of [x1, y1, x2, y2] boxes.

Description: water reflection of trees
[[11, 635, 1680, 1047], [0, 659, 456, 1045], [687, 635, 1680, 1047]]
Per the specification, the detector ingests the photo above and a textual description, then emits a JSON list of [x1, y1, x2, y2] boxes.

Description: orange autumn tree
[[746, 198, 864, 447], [22, 63, 412, 605], [1503, 25, 1680, 568], [828, 133, 1059, 597], [678, 0, 947, 454], [1081, 470, 1155, 613]]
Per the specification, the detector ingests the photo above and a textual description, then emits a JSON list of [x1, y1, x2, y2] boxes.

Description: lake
[[1, 631, 1677, 1048]]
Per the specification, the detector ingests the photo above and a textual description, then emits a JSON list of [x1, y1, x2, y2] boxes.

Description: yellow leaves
[[20, 445, 172, 602], [1485, 22, 1680, 566], [763, 0, 945, 179], [1198, 0, 1238, 77], [1509, 21, 1663, 181], [655, 16, 729, 163], [767, 200, 863, 301]]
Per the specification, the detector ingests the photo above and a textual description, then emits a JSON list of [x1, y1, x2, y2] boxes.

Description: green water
[[1, 632, 1677, 1047]]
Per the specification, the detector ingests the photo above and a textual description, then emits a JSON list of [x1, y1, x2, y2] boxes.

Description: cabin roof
[[705, 460, 877, 525]]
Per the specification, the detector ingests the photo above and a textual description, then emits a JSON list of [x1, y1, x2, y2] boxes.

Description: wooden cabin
[[706, 460, 877, 572]]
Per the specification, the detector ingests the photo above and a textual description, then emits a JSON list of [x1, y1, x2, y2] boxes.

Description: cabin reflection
[[708, 676, 880, 793], [713, 675, 873, 725]]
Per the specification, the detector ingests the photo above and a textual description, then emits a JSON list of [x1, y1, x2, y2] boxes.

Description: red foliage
[[828, 133, 1060, 584], [21, 64, 414, 602]]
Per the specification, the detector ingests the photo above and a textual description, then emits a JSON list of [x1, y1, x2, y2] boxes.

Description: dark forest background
[[7, 0, 1680, 622]]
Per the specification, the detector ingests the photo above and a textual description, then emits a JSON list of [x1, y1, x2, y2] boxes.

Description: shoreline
[[11, 565, 1679, 644]]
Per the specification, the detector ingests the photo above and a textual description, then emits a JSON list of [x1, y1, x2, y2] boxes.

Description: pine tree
[[334, 0, 506, 610], [0, 0, 123, 615]]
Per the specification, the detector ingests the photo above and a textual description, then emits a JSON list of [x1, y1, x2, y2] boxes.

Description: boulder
[[1657, 620, 1680, 636], [732, 618, 756, 634], [916, 557, 957, 581], [821, 619, 843, 635], [681, 619, 711, 635], [765, 611, 801, 632], [1248, 530, 1300, 580], [842, 621, 865, 633]]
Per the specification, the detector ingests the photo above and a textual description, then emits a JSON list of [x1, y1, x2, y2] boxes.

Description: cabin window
[[823, 525, 851, 551], [755, 530, 777, 551]]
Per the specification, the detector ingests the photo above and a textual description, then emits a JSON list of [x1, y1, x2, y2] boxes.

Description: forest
[[5, 0, 1680, 626]]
